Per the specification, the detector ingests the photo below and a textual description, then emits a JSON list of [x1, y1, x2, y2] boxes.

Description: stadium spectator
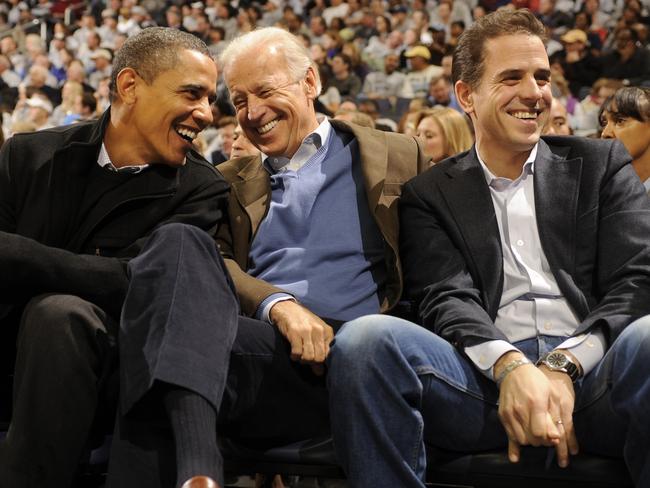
[[414, 107, 473, 165], [404, 45, 443, 98], [600, 86, 650, 188]]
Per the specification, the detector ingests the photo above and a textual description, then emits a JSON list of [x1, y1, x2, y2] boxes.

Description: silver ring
[[556, 419, 564, 425]]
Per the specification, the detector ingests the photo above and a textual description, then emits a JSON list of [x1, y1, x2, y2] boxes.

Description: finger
[[529, 404, 551, 441], [509, 419, 529, 446], [545, 411, 561, 443], [322, 325, 335, 357], [500, 408, 528, 446], [561, 413, 579, 456], [553, 424, 570, 468], [312, 334, 327, 363], [301, 334, 316, 362], [508, 438, 521, 463], [288, 333, 303, 361]]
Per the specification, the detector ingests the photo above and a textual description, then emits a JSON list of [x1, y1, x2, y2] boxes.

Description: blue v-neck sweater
[[248, 129, 386, 322]]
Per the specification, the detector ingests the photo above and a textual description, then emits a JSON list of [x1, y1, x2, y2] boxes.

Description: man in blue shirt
[[108, 26, 428, 488]]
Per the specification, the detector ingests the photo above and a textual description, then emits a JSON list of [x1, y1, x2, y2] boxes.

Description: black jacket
[[401, 137, 650, 350], [0, 109, 229, 318]]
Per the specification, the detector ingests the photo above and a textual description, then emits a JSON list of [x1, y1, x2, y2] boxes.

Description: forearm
[[0, 231, 128, 315]]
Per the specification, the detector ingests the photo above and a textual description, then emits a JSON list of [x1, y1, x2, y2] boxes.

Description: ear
[[114, 67, 139, 105], [455, 79, 474, 115], [303, 65, 318, 100]]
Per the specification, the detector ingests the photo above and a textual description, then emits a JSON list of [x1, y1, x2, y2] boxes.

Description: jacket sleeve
[[399, 176, 509, 348], [0, 231, 129, 316], [215, 199, 286, 318], [0, 143, 229, 317], [573, 140, 650, 344]]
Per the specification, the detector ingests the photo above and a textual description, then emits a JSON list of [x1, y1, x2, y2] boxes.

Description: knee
[[150, 223, 214, 250], [134, 223, 220, 270], [332, 314, 403, 355], [329, 315, 419, 376], [20, 294, 109, 353], [617, 316, 650, 362]]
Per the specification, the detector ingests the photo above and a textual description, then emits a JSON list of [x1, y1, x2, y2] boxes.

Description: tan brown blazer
[[216, 119, 429, 317]]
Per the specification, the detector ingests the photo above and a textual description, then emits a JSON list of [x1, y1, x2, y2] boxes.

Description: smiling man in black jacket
[[0, 27, 228, 488]]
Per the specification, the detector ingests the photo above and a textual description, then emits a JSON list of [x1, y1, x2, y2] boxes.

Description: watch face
[[546, 352, 568, 369]]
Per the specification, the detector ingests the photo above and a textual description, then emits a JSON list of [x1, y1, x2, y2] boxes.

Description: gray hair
[[220, 27, 322, 95], [110, 27, 212, 101]]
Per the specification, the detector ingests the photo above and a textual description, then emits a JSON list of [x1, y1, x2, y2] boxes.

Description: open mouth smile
[[175, 125, 200, 143], [510, 110, 540, 120], [257, 118, 279, 134]]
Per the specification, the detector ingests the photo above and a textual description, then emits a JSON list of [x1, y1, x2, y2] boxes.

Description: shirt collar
[[97, 143, 149, 174], [477, 143, 538, 189], [262, 117, 332, 173]]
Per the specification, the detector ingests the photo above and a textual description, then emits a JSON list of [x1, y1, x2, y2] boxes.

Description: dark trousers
[[0, 294, 118, 488], [107, 223, 330, 488]]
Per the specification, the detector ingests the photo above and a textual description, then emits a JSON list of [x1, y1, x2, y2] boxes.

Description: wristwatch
[[537, 351, 581, 382]]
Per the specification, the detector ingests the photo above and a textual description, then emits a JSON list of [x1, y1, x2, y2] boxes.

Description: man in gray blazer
[[327, 9, 650, 488]]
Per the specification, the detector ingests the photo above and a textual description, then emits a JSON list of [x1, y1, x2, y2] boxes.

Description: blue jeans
[[327, 314, 650, 488]]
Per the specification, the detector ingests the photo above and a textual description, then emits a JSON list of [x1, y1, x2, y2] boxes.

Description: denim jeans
[[327, 314, 650, 488]]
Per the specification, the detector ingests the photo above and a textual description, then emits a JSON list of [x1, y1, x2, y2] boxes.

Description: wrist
[[493, 351, 525, 378], [495, 355, 532, 387], [537, 349, 582, 382]]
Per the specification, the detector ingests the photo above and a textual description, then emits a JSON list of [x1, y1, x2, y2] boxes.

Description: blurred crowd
[[0, 0, 648, 159]]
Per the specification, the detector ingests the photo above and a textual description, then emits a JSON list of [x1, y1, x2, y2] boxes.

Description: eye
[[232, 98, 246, 111], [614, 116, 628, 126], [259, 88, 274, 98]]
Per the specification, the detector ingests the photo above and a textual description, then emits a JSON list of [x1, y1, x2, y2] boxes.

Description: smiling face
[[456, 34, 551, 165], [601, 105, 650, 161], [128, 49, 217, 166], [226, 45, 319, 158]]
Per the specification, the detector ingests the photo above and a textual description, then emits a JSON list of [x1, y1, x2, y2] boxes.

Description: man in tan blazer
[[108, 26, 427, 488]]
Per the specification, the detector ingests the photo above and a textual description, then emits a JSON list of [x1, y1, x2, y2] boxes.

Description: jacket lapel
[[231, 155, 270, 237], [440, 149, 503, 316], [534, 139, 581, 282], [44, 143, 99, 248]]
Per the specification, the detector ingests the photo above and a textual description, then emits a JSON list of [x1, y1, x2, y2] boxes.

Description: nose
[[520, 75, 544, 102], [601, 121, 615, 139], [194, 97, 213, 126], [246, 96, 265, 122]]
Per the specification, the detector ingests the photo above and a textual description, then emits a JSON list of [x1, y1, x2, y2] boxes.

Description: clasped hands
[[495, 351, 579, 468], [269, 300, 335, 375]]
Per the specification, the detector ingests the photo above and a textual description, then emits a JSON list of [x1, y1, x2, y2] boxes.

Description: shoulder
[[405, 149, 472, 195], [216, 155, 263, 183], [179, 150, 230, 190], [9, 119, 97, 151], [541, 135, 630, 171], [1, 120, 99, 174]]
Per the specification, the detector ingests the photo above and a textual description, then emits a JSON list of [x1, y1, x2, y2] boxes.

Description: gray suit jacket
[[400, 136, 650, 350]]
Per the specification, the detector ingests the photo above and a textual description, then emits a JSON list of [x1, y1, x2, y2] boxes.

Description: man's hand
[[496, 352, 561, 463], [269, 300, 334, 374], [538, 353, 580, 467]]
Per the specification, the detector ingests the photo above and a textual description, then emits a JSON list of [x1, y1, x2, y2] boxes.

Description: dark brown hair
[[452, 9, 546, 90]]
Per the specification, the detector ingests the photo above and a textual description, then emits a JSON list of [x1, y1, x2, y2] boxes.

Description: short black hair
[[600, 86, 650, 125], [109, 27, 212, 101]]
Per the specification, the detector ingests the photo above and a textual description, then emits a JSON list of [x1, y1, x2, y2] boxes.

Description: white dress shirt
[[465, 144, 606, 380]]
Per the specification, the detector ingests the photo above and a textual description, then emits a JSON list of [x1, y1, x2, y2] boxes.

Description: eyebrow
[[180, 83, 217, 99], [179, 83, 211, 92], [497, 68, 551, 79]]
